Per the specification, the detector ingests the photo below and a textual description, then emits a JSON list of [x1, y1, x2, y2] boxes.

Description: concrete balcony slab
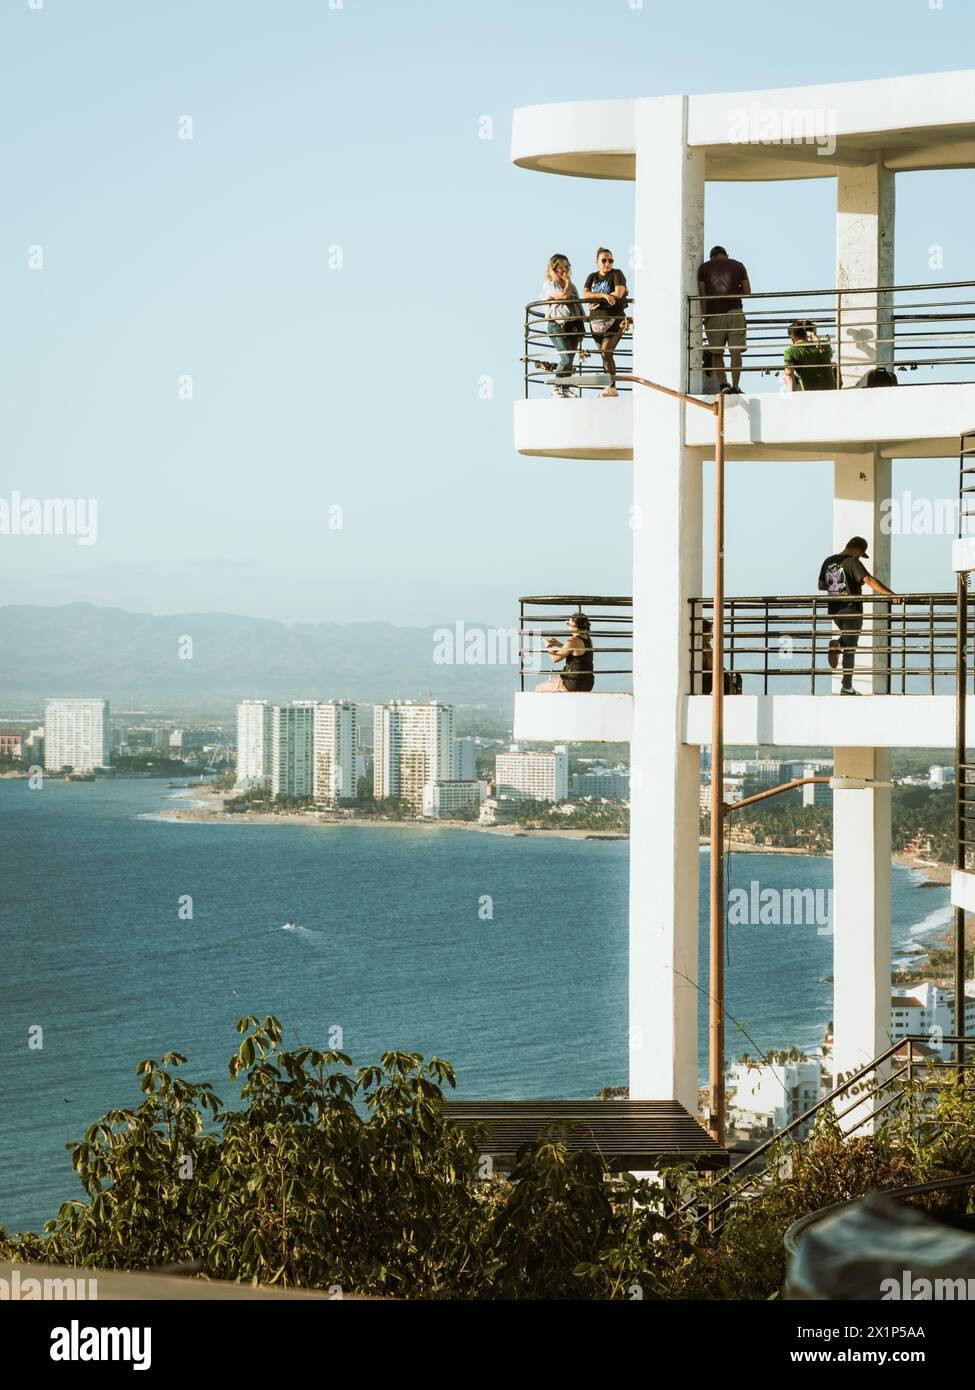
[[953, 537, 975, 574], [513, 398, 633, 460], [516, 385, 975, 462], [684, 383, 975, 460], [513, 691, 633, 744], [684, 694, 955, 748], [951, 868, 975, 913], [512, 72, 975, 184]]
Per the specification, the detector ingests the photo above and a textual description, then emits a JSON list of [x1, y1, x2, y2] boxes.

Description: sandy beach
[[154, 783, 626, 840]]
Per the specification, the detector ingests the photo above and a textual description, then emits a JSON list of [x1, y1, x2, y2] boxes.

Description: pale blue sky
[[2, 0, 973, 627]]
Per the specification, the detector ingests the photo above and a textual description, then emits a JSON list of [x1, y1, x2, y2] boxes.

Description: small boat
[[281, 920, 297, 931]]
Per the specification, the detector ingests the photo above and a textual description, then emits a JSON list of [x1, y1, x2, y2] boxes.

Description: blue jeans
[[547, 322, 582, 376]]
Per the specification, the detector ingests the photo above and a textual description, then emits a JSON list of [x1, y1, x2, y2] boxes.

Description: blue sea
[[0, 778, 951, 1233]]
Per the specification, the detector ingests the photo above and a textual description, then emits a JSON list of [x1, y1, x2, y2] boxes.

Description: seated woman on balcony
[[784, 320, 837, 391], [540, 254, 584, 398], [536, 612, 595, 692], [583, 248, 628, 398]]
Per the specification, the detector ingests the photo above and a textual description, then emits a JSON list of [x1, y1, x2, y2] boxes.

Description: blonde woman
[[539, 254, 583, 397]]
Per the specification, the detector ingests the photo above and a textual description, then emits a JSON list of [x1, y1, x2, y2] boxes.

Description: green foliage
[[2, 1020, 974, 1300]]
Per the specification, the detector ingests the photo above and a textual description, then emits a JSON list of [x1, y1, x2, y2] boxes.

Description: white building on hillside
[[495, 746, 568, 803], [728, 1058, 823, 1138], [43, 698, 110, 772], [373, 700, 454, 811], [890, 980, 975, 1058], [236, 699, 272, 789]]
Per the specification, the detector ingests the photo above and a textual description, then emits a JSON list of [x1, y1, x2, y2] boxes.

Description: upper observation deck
[[512, 70, 975, 182], [515, 282, 975, 460]]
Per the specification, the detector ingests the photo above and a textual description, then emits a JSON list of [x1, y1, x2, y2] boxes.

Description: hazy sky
[[2, 0, 974, 628]]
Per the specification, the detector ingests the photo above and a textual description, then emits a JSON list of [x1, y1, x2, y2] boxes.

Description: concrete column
[[831, 746, 892, 1130], [831, 447, 894, 1129], [628, 96, 704, 1112], [833, 452, 892, 694], [836, 159, 895, 384]]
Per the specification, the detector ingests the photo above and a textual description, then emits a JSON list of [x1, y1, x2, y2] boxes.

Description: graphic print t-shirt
[[584, 268, 627, 322], [819, 552, 868, 612]]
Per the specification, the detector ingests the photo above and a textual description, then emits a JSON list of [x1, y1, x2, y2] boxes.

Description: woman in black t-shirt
[[584, 248, 628, 397], [543, 612, 595, 693]]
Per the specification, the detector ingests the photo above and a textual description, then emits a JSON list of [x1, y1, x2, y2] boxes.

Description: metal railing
[[687, 279, 975, 393], [689, 593, 972, 695], [518, 595, 632, 692], [522, 300, 633, 397], [699, 1035, 975, 1233], [960, 427, 975, 539]]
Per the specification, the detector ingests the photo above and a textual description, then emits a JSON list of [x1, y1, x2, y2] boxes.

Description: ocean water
[[0, 779, 950, 1233]]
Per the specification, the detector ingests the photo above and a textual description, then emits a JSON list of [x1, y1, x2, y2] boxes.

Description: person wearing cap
[[697, 246, 751, 394], [818, 537, 902, 695]]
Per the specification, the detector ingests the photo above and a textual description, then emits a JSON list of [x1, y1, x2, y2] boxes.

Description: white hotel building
[[236, 698, 358, 806], [236, 699, 273, 789], [313, 700, 358, 807], [510, 70, 975, 1124], [495, 747, 568, 803], [373, 700, 455, 812], [43, 698, 110, 772]]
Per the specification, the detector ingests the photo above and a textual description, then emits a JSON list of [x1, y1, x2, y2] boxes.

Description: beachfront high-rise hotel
[[374, 700, 454, 811], [510, 71, 975, 1124], [236, 698, 358, 806], [43, 698, 110, 772]]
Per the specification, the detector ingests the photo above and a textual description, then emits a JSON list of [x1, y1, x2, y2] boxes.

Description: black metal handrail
[[687, 279, 975, 392], [690, 592, 972, 695], [960, 427, 975, 539], [698, 1036, 975, 1232], [518, 595, 632, 692], [957, 761, 975, 869], [783, 1173, 975, 1260], [523, 299, 633, 397]]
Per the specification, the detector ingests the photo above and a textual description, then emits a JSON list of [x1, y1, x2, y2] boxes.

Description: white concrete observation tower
[[511, 71, 975, 1120]]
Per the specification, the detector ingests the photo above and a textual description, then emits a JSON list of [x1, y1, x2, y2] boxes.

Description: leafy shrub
[[2, 1019, 973, 1299]]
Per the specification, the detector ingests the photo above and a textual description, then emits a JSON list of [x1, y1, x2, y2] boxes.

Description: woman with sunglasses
[[584, 248, 628, 397]]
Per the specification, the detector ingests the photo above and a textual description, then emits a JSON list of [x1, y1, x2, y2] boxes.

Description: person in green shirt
[[784, 320, 837, 391]]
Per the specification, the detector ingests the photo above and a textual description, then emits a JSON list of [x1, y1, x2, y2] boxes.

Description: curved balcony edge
[[512, 72, 975, 183], [513, 398, 633, 461]]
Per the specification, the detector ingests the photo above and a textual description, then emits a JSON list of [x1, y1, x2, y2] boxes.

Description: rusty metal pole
[[709, 391, 726, 1147], [956, 570, 968, 1078]]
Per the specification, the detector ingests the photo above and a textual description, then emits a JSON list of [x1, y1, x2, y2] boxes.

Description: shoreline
[[152, 785, 626, 841], [151, 787, 955, 872]]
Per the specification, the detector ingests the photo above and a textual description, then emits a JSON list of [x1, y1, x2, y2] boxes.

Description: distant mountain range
[[0, 603, 518, 710]]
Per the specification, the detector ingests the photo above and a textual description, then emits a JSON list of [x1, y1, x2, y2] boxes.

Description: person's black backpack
[[857, 366, 898, 388]]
